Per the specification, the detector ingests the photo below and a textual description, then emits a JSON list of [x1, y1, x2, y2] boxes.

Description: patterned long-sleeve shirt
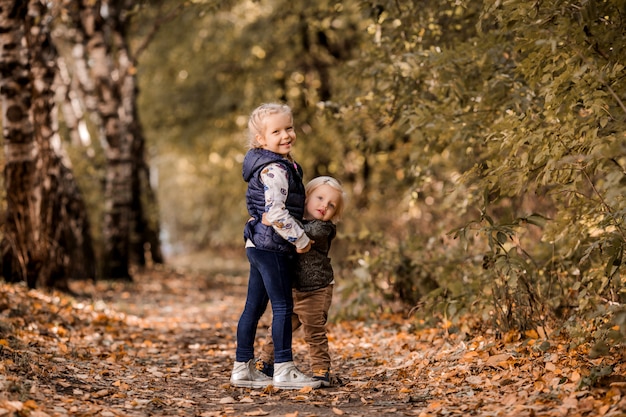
[[261, 163, 310, 249]]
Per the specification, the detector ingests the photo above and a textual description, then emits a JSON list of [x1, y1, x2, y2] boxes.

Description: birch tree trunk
[[0, 1, 43, 287], [122, 1, 184, 266], [106, 0, 164, 268], [71, 0, 133, 280], [66, 0, 163, 279], [0, 0, 96, 288], [26, 0, 97, 287]]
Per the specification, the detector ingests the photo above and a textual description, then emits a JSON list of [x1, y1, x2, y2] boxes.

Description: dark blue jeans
[[236, 247, 295, 364]]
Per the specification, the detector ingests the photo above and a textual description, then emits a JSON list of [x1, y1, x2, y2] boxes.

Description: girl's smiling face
[[305, 184, 342, 222], [257, 113, 296, 156]]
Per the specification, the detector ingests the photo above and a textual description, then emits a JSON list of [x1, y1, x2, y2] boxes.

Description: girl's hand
[[261, 213, 271, 226], [296, 240, 313, 253]]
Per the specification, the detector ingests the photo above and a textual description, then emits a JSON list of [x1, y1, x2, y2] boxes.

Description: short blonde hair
[[305, 176, 347, 222], [247, 103, 293, 148]]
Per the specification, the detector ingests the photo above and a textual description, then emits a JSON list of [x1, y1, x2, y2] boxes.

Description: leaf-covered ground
[[1, 252, 625, 417]]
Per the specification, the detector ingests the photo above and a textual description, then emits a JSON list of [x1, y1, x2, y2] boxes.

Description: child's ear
[[256, 134, 265, 145]]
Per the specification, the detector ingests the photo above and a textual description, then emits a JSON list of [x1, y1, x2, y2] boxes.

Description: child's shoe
[[230, 359, 272, 388], [272, 361, 322, 389], [255, 358, 274, 377], [313, 369, 343, 387]]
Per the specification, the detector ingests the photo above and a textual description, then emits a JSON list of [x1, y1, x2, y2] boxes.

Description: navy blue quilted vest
[[242, 148, 305, 252]]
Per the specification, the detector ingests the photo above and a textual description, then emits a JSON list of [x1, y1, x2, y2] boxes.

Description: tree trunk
[[127, 82, 165, 266], [69, 0, 163, 277], [0, 1, 45, 287], [0, 0, 97, 288], [110, 0, 164, 268], [72, 0, 133, 280]]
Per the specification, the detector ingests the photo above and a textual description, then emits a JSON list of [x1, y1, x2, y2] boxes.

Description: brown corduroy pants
[[260, 284, 334, 373]]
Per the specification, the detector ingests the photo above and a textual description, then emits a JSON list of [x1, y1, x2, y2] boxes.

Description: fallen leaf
[[486, 353, 511, 367], [263, 385, 279, 394], [29, 411, 51, 417], [92, 389, 110, 398], [244, 409, 269, 416], [536, 326, 548, 339], [466, 375, 482, 386], [219, 396, 235, 404], [3, 401, 23, 411], [562, 397, 578, 409], [23, 400, 38, 410], [298, 385, 313, 394], [332, 407, 344, 415], [525, 329, 539, 339]]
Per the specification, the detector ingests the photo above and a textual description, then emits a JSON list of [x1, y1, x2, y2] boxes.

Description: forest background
[[1, 0, 625, 359]]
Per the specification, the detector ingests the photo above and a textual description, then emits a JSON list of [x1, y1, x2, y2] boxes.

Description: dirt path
[[2, 252, 625, 417], [76, 257, 415, 417]]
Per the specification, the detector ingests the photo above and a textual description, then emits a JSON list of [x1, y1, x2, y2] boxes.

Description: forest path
[[1, 251, 624, 416], [75, 252, 420, 417]]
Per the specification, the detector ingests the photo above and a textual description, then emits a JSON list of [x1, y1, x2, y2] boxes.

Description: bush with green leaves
[[338, 0, 625, 339]]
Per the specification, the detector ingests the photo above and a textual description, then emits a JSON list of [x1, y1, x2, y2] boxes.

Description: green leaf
[[524, 213, 549, 228]]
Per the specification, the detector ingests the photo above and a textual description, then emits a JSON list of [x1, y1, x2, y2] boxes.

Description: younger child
[[258, 176, 346, 387]]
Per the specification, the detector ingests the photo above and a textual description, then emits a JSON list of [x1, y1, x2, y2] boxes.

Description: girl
[[257, 176, 346, 387], [230, 103, 322, 390]]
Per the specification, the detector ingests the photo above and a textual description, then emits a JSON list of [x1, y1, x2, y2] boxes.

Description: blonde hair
[[305, 176, 347, 222], [247, 103, 293, 148]]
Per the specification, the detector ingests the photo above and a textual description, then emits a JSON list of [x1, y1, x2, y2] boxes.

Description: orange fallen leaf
[[427, 401, 443, 410], [525, 329, 539, 339], [263, 385, 279, 394], [332, 407, 344, 415], [23, 400, 38, 410], [298, 385, 313, 394]]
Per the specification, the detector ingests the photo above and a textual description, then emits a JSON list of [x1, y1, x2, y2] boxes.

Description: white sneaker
[[230, 360, 272, 388], [273, 361, 323, 389]]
